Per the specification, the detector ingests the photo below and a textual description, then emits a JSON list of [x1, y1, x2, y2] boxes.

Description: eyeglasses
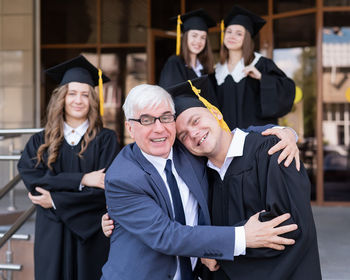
[[129, 114, 176, 126]]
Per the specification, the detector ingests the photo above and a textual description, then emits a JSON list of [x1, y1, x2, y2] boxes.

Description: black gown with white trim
[[215, 53, 295, 130]]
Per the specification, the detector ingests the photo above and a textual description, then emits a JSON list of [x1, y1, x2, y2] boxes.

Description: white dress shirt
[[207, 128, 249, 257], [192, 60, 204, 77], [141, 148, 198, 280], [63, 120, 89, 146]]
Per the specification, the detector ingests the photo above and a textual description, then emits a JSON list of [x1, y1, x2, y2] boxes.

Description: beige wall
[[0, 0, 35, 129]]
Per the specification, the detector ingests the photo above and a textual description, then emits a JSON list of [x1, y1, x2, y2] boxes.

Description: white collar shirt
[[63, 120, 89, 146]]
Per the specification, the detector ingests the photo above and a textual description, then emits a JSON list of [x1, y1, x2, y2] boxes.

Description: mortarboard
[[223, 6, 266, 37], [166, 76, 230, 132], [172, 9, 216, 56], [45, 55, 110, 116]]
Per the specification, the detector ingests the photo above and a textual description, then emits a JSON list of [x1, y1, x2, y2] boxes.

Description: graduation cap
[[45, 55, 110, 116], [223, 6, 266, 37], [166, 76, 231, 133], [173, 9, 216, 56]]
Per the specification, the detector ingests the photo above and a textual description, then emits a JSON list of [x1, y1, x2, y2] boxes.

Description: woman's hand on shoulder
[[243, 65, 262, 80]]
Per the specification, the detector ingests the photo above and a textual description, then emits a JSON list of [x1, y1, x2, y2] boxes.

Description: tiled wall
[[0, 0, 35, 129]]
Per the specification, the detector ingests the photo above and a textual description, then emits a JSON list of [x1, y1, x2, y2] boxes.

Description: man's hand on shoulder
[[244, 211, 297, 250], [262, 127, 300, 171]]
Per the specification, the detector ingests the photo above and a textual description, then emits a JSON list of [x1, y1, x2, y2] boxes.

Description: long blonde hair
[[36, 84, 103, 169]]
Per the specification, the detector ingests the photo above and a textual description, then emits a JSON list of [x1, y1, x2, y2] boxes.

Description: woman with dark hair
[[215, 6, 295, 130], [159, 9, 216, 88], [18, 55, 119, 280]]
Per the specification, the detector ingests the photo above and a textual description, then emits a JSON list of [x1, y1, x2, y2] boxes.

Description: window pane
[[323, 12, 350, 202], [100, 49, 146, 145], [41, 0, 97, 44], [274, 13, 316, 201], [274, 14, 316, 48], [273, 0, 315, 14], [324, 0, 350, 6], [186, 0, 267, 21], [101, 0, 147, 44], [151, 0, 180, 30]]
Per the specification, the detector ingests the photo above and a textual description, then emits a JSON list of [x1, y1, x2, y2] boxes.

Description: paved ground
[[1, 187, 350, 279], [313, 206, 350, 280]]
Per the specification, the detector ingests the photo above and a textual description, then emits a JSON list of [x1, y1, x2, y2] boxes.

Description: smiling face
[[187, 29, 207, 55], [125, 101, 176, 158], [224, 24, 245, 51], [64, 82, 90, 125], [175, 107, 224, 159]]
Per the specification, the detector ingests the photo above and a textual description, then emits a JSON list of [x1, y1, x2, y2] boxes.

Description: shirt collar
[[193, 60, 203, 72], [215, 52, 262, 85], [141, 148, 173, 174], [64, 119, 89, 138], [207, 128, 248, 169]]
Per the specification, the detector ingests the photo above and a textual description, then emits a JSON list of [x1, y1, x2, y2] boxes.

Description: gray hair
[[123, 84, 175, 119]]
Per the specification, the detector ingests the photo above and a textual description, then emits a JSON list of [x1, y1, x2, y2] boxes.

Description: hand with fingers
[[244, 212, 297, 250], [262, 127, 300, 171], [201, 258, 220, 272], [28, 187, 54, 208], [81, 168, 106, 189], [102, 212, 114, 237], [243, 65, 262, 80]]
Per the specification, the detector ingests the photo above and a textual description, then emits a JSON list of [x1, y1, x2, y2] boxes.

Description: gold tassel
[[176, 15, 182, 56], [187, 80, 231, 133], [220, 20, 225, 46], [98, 69, 104, 116]]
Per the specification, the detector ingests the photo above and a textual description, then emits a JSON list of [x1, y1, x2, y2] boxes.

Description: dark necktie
[[164, 159, 193, 280]]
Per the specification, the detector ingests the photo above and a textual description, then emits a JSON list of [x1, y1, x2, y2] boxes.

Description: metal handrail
[[0, 156, 21, 161], [0, 264, 22, 271], [0, 234, 30, 241], [0, 205, 36, 249], [0, 175, 21, 200], [0, 128, 43, 137]]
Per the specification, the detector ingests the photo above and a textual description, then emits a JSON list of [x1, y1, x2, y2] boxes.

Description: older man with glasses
[[101, 83, 298, 280]]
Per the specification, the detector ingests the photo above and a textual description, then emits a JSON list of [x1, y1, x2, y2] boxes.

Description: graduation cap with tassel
[[45, 55, 110, 116], [220, 5, 266, 45], [166, 76, 231, 133], [172, 9, 216, 56]]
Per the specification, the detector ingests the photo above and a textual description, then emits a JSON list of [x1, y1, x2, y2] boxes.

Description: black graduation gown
[[159, 55, 201, 88], [215, 56, 295, 130], [159, 55, 219, 107], [207, 133, 321, 280], [17, 128, 119, 280]]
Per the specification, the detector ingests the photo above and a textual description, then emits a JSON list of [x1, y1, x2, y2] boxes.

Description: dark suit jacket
[[101, 141, 236, 280]]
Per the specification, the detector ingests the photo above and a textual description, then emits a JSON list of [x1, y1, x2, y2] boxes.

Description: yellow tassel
[[176, 15, 182, 56], [220, 20, 225, 46], [187, 80, 231, 133], [98, 69, 104, 116]]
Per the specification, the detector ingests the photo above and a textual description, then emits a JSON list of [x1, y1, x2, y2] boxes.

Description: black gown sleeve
[[159, 55, 189, 88], [51, 129, 119, 240], [258, 58, 296, 119], [246, 136, 314, 259], [18, 132, 83, 193]]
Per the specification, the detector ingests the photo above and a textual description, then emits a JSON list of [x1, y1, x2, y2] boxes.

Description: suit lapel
[[132, 144, 174, 218], [172, 145, 210, 222]]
